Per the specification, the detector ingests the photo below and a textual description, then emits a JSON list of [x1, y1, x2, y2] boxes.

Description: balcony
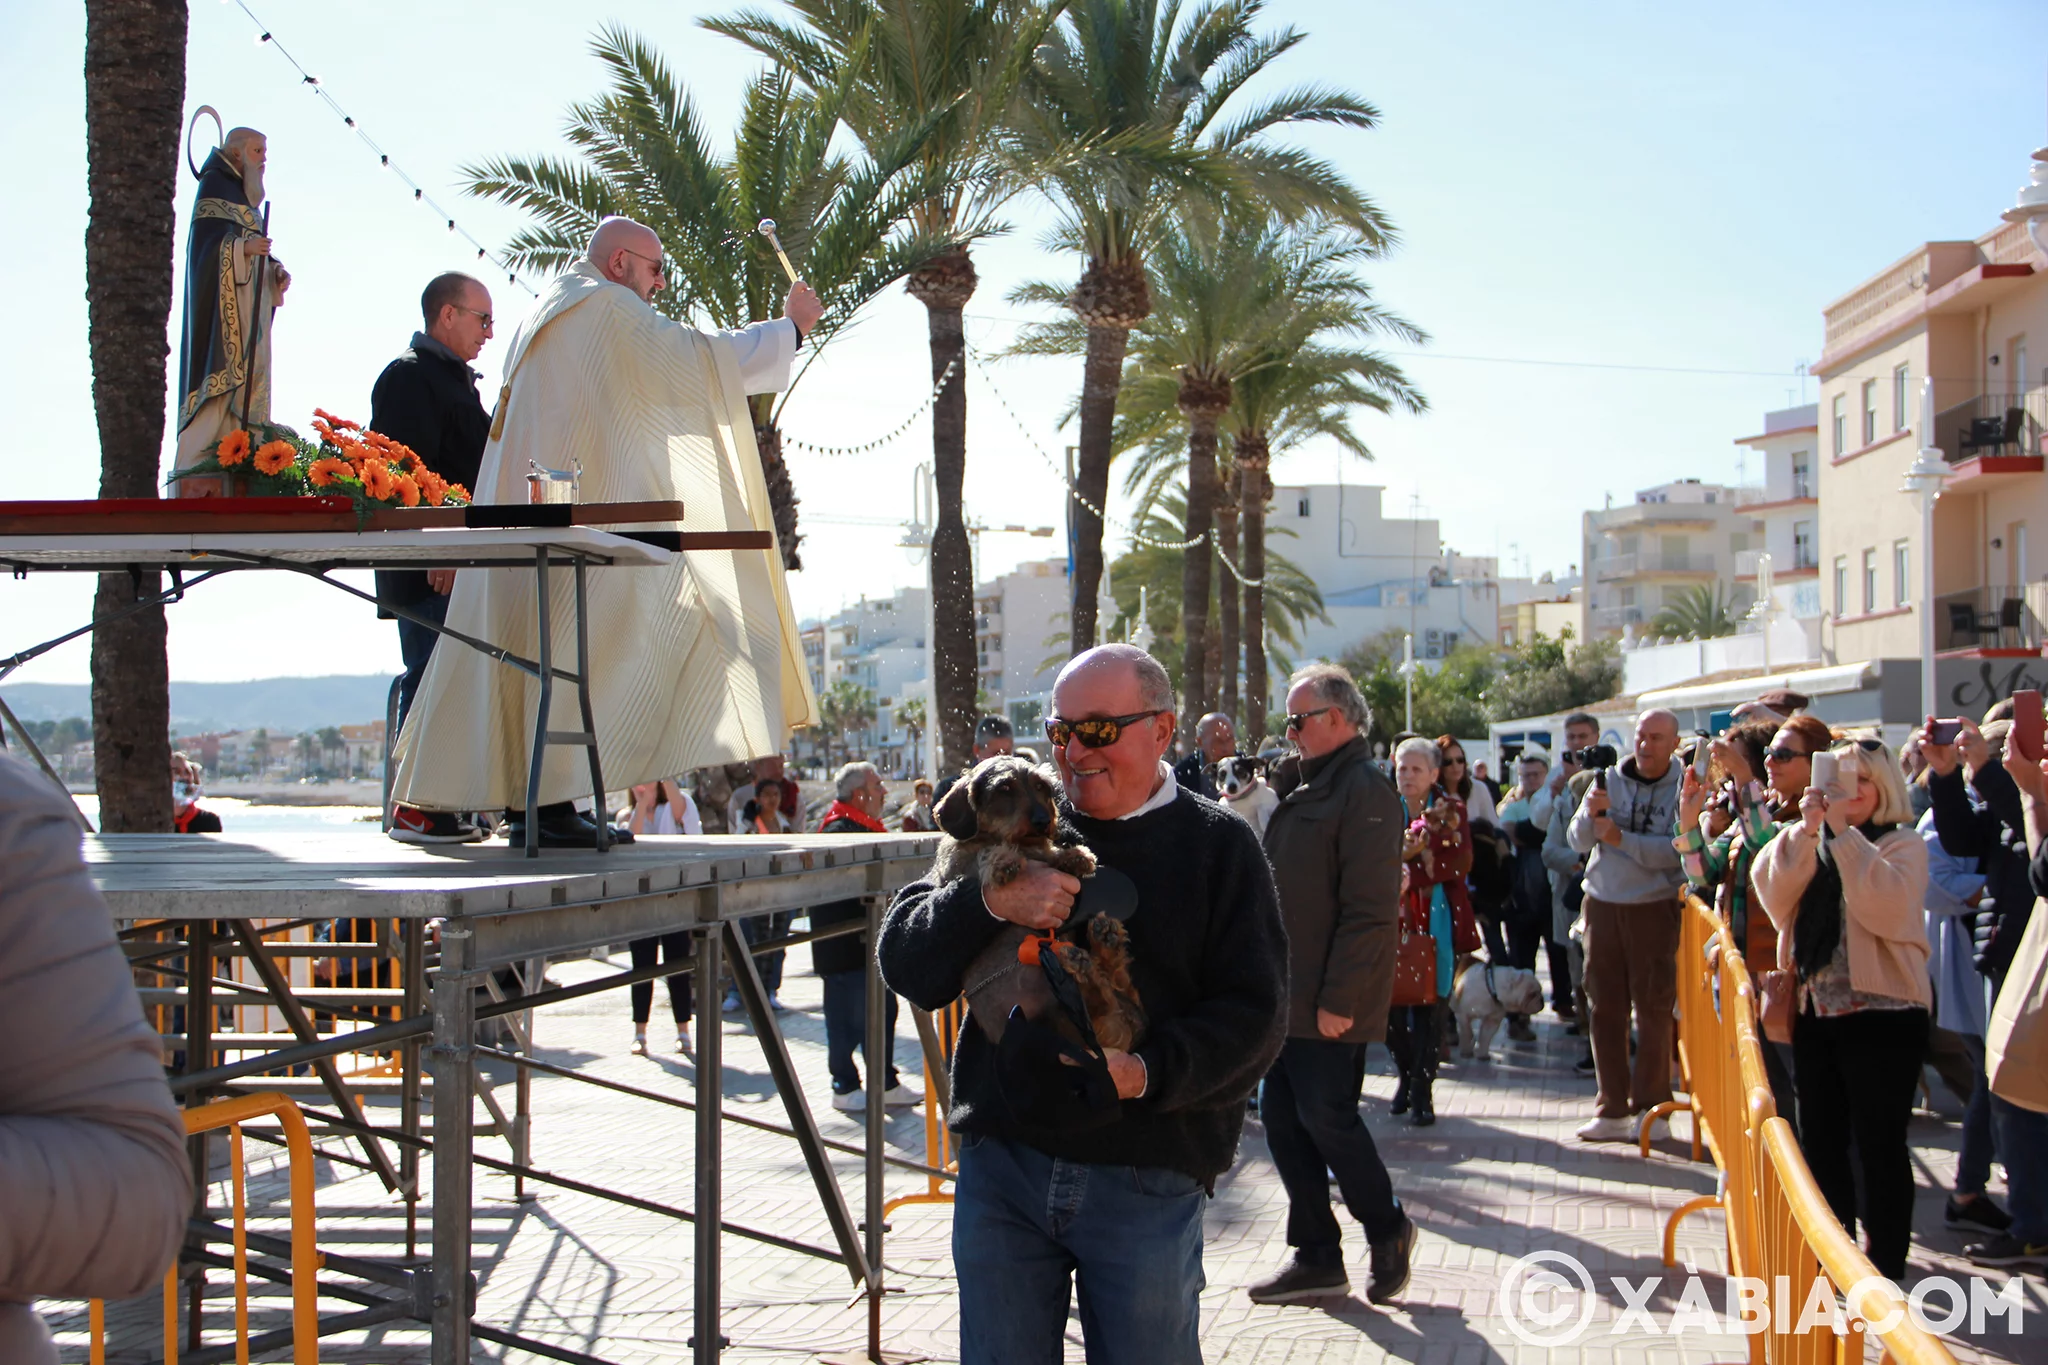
[[1590, 604, 1646, 633], [1588, 501, 1724, 532], [1592, 551, 1717, 582], [1935, 585, 2048, 653], [1935, 390, 2048, 491], [1735, 548, 1818, 579]]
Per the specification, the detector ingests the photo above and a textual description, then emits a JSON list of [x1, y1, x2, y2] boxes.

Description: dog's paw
[[1050, 844, 1098, 878], [981, 845, 1026, 886]]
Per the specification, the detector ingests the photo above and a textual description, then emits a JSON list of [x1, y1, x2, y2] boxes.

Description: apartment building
[[1817, 188, 2048, 711], [1582, 480, 1762, 640]]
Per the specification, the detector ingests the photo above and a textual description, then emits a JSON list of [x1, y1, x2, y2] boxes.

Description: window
[[1297, 492, 1311, 517], [1861, 381, 1878, 446], [1893, 540, 1909, 607], [1893, 364, 1910, 432], [1791, 451, 1812, 499], [1833, 555, 1847, 615], [1832, 395, 1847, 456], [1660, 534, 1689, 570], [1793, 520, 1816, 569], [1861, 549, 1877, 613]]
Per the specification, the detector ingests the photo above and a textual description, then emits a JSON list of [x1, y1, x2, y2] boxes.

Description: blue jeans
[[1261, 1037, 1404, 1255], [1958, 1034, 1997, 1198], [820, 969, 899, 1094], [954, 1134, 1205, 1365], [394, 590, 448, 730], [1992, 1092, 2048, 1242], [738, 911, 790, 993]]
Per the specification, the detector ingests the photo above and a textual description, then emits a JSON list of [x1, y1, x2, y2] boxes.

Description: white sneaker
[[831, 1089, 865, 1112], [1577, 1115, 1637, 1142], [676, 1029, 692, 1055], [881, 1083, 923, 1108], [768, 994, 790, 1013]]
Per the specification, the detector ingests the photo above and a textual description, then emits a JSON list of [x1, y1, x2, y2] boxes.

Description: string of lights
[[221, 0, 538, 296], [783, 356, 960, 457]]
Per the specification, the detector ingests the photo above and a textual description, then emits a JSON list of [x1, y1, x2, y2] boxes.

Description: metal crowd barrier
[[1660, 895, 1961, 1365]]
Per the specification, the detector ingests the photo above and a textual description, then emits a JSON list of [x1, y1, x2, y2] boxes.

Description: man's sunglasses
[[1284, 706, 1335, 732], [1045, 710, 1165, 749]]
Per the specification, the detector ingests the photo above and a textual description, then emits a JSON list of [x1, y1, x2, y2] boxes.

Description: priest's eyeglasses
[[620, 246, 668, 278], [1045, 710, 1165, 749]]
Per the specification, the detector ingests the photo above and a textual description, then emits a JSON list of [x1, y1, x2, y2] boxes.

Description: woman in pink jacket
[[1752, 735, 1930, 1282]]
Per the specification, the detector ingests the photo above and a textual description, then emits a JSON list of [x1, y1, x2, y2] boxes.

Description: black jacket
[[1172, 751, 1218, 799], [1930, 762, 2038, 985], [878, 788, 1286, 1184], [369, 333, 492, 615], [809, 814, 873, 977]]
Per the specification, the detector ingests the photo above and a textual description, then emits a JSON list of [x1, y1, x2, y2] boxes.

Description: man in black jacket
[[1248, 663, 1416, 1306], [373, 272, 493, 844], [879, 645, 1286, 1364], [1171, 711, 1236, 799]]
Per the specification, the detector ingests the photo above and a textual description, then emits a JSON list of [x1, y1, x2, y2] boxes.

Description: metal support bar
[[185, 917, 213, 1352], [401, 917, 425, 1257], [228, 919, 401, 1192], [429, 925, 477, 1365], [863, 894, 887, 1362], [693, 909, 723, 1365], [909, 1008, 951, 1117], [572, 555, 610, 853], [724, 918, 870, 1286], [525, 545, 552, 857]]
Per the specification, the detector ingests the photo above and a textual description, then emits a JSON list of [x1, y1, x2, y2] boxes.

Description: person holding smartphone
[[1753, 735, 1930, 1281]]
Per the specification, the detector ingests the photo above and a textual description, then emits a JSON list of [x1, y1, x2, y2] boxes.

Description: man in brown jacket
[[0, 753, 190, 1362], [1247, 663, 1417, 1306]]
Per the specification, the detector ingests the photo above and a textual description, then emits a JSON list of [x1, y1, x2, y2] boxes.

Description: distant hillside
[[0, 675, 399, 735]]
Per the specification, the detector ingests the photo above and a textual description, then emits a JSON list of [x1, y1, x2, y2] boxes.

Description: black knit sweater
[[877, 788, 1288, 1185]]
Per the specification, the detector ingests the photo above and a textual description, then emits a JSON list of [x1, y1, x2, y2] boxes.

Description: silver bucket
[[527, 462, 578, 505]]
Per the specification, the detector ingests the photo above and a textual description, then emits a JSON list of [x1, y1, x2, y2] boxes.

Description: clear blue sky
[[3, 0, 2043, 685]]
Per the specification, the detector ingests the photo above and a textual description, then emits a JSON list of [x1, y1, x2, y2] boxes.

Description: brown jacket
[[0, 755, 190, 1362], [1263, 736, 1404, 1042]]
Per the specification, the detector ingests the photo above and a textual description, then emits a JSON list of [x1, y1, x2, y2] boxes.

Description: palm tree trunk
[[908, 247, 978, 772], [750, 395, 801, 571], [1240, 442, 1271, 732], [85, 0, 185, 833], [1175, 409, 1220, 741], [1069, 322, 1129, 656], [1215, 461, 1240, 726]]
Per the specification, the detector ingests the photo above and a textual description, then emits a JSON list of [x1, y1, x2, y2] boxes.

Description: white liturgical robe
[[388, 260, 818, 810]]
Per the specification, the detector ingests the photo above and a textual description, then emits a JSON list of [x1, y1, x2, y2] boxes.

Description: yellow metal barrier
[[1659, 896, 1961, 1365], [885, 999, 964, 1216], [90, 1093, 321, 1365]]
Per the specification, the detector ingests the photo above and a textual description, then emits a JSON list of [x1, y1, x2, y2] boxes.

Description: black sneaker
[[504, 807, 635, 849], [1246, 1252, 1349, 1304], [1573, 1052, 1596, 1076], [1411, 1088, 1435, 1127], [390, 805, 482, 844], [1966, 1233, 2048, 1268], [1945, 1195, 2013, 1234], [1367, 1215, 1418, 1304], [1390, 1077, 1411, 1116]]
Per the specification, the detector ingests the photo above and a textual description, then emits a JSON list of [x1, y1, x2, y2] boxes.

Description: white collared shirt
[[1118, 760, 1181, 820]]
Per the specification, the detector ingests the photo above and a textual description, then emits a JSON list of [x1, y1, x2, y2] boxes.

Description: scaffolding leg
[[694, 913, 725, 1362], [429, 924, 477, 1363]]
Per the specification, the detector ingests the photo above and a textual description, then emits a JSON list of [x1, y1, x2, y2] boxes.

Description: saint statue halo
[[186, 105, 224, 178]]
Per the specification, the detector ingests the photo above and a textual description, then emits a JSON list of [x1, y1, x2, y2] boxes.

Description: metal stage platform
[[90, 828, 941, 1364]]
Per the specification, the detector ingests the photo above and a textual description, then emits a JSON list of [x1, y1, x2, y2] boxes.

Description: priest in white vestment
[[389, 218, 822, 842]]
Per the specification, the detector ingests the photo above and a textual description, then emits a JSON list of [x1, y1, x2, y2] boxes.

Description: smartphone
[[1927, 719, 1965, 746], [2015, 690, 2044, 763], [1809, 750, 1841, 799], [1693, 731, 1712, 781]]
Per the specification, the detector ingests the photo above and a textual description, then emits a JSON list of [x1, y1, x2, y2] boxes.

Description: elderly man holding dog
[[1248, 663, 1419, 1306], [878, 645, 1286, 1364]]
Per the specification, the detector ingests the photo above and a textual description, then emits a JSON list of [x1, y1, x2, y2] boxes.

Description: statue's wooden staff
[[236, 203, 273, 434]]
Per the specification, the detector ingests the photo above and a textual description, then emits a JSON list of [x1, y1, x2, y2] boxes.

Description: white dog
[[1212, 756, 1279, 838], [1450, 957, 1545, 1061]]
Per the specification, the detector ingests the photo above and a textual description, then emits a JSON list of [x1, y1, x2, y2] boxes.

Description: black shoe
[[389, 805, 483, 844], [1564, 1019, 1583, 1036], [1366, 1215, 1418, 1305], [1507, 1016, 1537, 1043], [1946, 1195, 2013, 1234], [1247, 1252, 1349, 1304], [504, 806, 635, 849], [1965, 1233, 2048, 1268], [1573, 1052, 1596, 1076], [1390, 1077, 1411, 1116], [1412, 1090, 1435, 1127]]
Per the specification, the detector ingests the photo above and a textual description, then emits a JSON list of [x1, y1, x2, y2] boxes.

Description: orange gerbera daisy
[[307, 456, 353, 488], [392, 473, 421, 508], [253, 440, 297, 475], [363, 430, 392, 449], [216, 429, 251, 467], [361, 459, 398, 501], [313, 407, 361, 432], [417, 470, 448, 506], [446, 483, 472, 504], [333, 437, 369, 465]]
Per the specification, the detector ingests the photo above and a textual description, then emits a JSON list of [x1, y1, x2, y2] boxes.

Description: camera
[[1568, 743, 1618, 770]]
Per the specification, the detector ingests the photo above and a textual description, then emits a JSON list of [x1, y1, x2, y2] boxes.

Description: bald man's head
[[1195, 711, 1237, 763], [1634, 707, 1680, 779], [588, 216, 666, 302]]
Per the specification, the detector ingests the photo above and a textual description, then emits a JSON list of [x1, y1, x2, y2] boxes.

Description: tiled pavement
[[54, 954, 2045, 1363]]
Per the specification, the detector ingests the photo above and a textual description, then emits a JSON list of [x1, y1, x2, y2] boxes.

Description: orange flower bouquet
[[169, 408, 473, 518]]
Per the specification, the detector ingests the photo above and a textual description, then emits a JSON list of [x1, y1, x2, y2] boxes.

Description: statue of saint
[[172, 124, 291, 492]]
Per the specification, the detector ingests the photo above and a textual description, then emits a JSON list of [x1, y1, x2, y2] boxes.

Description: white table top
[[0, 525, 674, 570]]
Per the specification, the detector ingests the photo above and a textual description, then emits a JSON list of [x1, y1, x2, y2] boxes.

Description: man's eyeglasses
[[1284, 706, 1336, 732], [620, 245, 668, 277], [1045, 710, 1165, 749], [455, 305, 493, 328]]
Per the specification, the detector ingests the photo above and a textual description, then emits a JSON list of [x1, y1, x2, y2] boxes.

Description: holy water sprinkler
[[756, 218, 800, 284]]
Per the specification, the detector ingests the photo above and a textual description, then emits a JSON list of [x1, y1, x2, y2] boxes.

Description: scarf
[[1793, 820, 1895, 981], [818, 799, 885, 834]]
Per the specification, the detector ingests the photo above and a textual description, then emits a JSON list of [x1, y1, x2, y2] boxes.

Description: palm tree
[[1009, 0, 1389, 655], [819, 679, 878, 766], [85, 0, 185, 832], [894, 695, 929, 776], [704, 0, 1063, 772], [1649, 584, 1740, 640], [464, 27, 949, 568]]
